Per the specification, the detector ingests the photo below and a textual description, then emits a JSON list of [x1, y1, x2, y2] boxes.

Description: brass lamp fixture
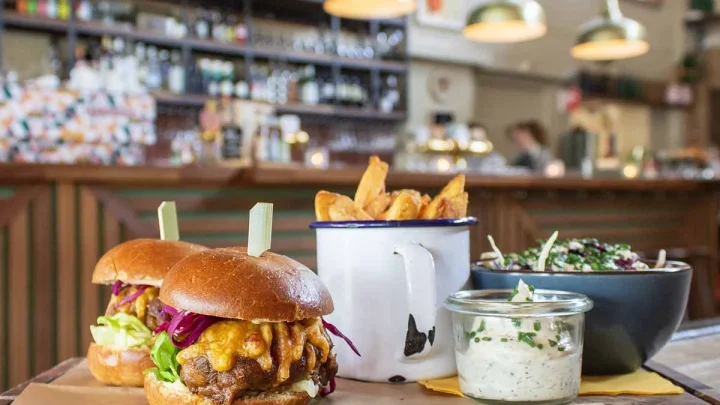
[[463, 0, 546, 43], [323, 0, 416, 20], [571, 0, 649, 61]]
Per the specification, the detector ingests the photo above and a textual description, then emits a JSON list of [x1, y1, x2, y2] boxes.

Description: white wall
[[409, 0, 687, 81], [406, 59, 476, 130], [407, 0, 689, 157]]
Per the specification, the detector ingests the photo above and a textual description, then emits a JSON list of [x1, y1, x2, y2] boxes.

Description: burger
[[88, 239, 209, 387], [144, 247, 358, 405]]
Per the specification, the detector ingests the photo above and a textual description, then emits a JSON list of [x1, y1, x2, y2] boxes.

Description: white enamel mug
[[311, 218, 477, 383]]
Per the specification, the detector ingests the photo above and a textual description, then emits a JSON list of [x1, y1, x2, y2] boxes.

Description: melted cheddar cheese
[[107, 286, 159, 323], [176, 318, 331, 385], [177, 320, 274, 372]]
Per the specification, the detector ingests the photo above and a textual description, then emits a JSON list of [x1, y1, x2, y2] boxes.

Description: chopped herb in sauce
[[478, 320, 486, 333], [501, 338, 508, 343], [533, 321, 541, 331], [482, 337, 492, 342], [548, 339, 557, 347], [512, 319, 522, 328], [517, 332, 537, 348]]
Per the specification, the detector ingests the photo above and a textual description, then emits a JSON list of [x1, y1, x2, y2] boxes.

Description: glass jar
[[445, 289, 593, 405]]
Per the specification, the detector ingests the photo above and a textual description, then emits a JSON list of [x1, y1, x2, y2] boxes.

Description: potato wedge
[[421, 175, 466, 219], [418, 194, 432, 218], [354, 156, 389, 210], [315, 191, 338, 221], [365, 192, 391, 219], [389, 189, 422, 205], [440, 174, 466, 198], [327, 193, 373, 221], [436, 192, 468, 219], [380, 190, 421, 220]]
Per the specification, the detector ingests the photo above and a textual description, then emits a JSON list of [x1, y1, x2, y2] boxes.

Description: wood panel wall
[[0, 182, 717, 390]]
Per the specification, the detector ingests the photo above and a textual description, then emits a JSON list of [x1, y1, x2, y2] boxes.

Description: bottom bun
[[144, 373, 311, 405], [87, 342, 154, 387]]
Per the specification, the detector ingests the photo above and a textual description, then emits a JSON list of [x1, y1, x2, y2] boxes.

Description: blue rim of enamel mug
[[309, 217, 478, 229]]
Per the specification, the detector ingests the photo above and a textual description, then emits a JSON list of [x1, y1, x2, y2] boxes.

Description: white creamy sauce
[[455, 280, 582, 402]]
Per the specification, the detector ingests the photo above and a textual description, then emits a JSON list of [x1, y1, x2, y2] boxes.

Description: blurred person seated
[[507, 119, 552, 172]]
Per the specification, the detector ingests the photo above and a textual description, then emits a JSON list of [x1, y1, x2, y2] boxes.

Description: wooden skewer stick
[[248, 203, 274, 257]]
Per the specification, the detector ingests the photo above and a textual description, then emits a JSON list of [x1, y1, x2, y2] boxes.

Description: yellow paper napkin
[[419, 370, 683, 397]]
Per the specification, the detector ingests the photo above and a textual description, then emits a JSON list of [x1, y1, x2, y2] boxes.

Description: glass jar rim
[[445, 289, 593, 317]]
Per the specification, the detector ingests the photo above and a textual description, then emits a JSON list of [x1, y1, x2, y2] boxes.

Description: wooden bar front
[[0, 163, 718, 391]]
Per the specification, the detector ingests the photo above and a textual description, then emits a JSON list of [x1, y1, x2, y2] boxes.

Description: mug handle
[[394, 242, 437, 361]]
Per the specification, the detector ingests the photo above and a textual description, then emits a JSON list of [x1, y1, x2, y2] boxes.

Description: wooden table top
[[0, 320, 720, 405]]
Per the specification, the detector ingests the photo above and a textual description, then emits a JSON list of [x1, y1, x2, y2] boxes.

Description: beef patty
[[105, 285, 168, 331], [180, 346, 338, 405]]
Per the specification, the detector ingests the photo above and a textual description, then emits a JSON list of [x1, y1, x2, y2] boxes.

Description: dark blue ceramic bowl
[[471, 261, 692, 375]]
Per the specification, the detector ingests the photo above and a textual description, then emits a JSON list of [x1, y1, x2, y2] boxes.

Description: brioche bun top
[[159, 247, 334, 322], [92, 239, 208, 286]]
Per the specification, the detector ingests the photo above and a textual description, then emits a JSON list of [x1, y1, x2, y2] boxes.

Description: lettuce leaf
[[145, 331, 183, 384], [89, 313, 153, 350]]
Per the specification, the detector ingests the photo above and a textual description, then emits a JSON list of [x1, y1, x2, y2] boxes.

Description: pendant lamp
[[463, 0, 546, 43], [571, 0, 649, 61], [323, 0, 416, 20]]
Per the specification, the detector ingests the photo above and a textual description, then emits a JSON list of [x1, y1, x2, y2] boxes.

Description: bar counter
[[0, 162, 719, 390]]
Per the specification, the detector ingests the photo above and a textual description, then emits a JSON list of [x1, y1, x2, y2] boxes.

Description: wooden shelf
[[685, 12, 720, 27], [151, 91, 407, 120], [3, 11, 407, 72], [3, 11, 69, 32], [582, 95, 692, 111]]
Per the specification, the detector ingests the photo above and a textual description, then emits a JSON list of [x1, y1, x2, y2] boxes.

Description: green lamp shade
[[571, 17, 648, 61], [323, 0, 416, 20], [571, 0, 649, 61], [463, 0, 546, 43]]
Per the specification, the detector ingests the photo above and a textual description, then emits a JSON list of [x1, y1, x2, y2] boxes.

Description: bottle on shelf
[[46, 0, 58, 19], [300, 65, 319, 105], [168, 51, 185, 95], [350, 77, 362, 107], [198, 58, 212, 95], [220, 61, 234, 97], [38, 0, 48, 19], [321, 75, 335, 105], [234, 64, 249, 100], [76, 0, 92, 21], [226, 14, 238, 44], [250, 64, 268, 102], [211, 11, 226, 43], [187, 59, 204, 94], [336, 75, 349, 106], [194, 10, 210, 40], [58, 0, 70, 20], [207, 59, 222, 97], [235, 19, 248, 44], [146, 45, 162, 91], [380, 74, 400, 112], [135, 42, 148, 89], [287, 67, 300, 104], [17, 0, 29, 14], [159, 49, 171, 91], [27, 0, 38, 16]]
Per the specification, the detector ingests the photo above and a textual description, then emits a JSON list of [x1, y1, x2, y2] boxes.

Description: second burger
[[88, 239, 209, 387], [145, 247, 357, 405]]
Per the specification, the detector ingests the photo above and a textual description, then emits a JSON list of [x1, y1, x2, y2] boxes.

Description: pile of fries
[[315, 156, 469, 221]]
